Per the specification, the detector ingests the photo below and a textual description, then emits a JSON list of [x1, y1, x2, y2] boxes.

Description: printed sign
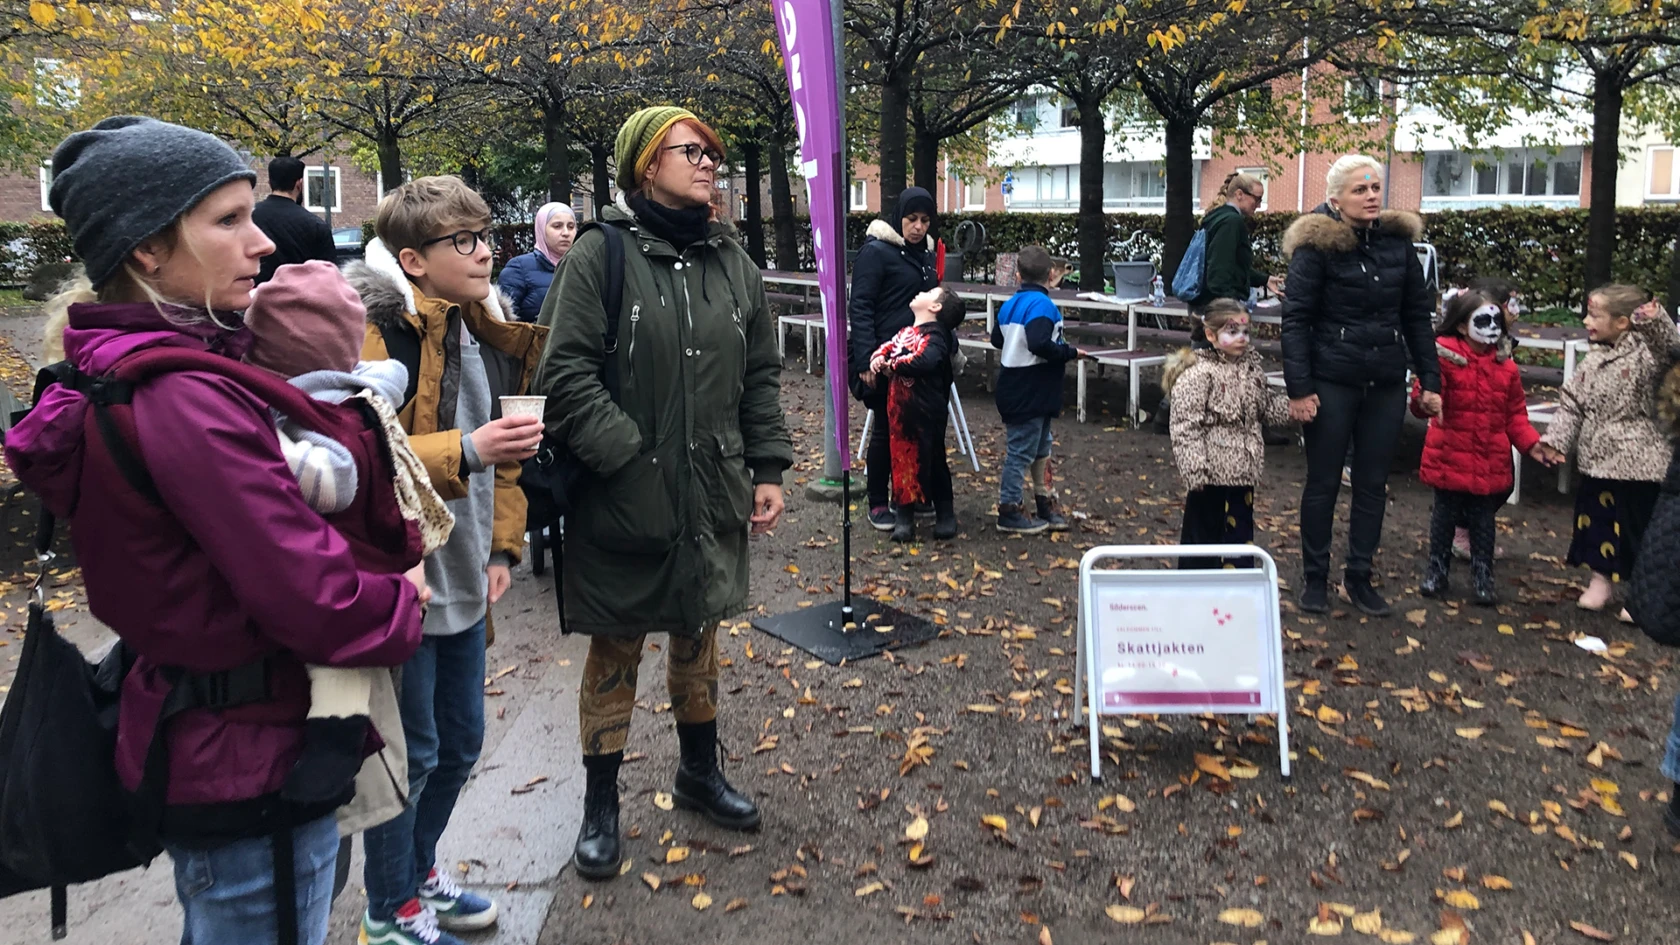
[[1075, 545, 1290, 779]]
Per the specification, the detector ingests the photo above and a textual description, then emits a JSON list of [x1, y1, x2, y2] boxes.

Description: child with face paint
[[1164, 299, 1292, 569], [1412, 289, 1548, 605], [1536, 286, 1678, 622], [1443, 278, 1524, 561]]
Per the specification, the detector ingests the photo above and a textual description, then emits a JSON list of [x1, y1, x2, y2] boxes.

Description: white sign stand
[[1074, 545, 1290, 781]]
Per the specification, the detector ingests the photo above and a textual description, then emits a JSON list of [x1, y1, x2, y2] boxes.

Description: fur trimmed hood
[[1160, 345, 1198, 395], [1281, 204, 1424, 259], [865, 217, 932, 251], [340, 238, 514, 333]]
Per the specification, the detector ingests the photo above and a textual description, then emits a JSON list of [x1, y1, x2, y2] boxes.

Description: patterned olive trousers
[[578, 624, 720, 756]]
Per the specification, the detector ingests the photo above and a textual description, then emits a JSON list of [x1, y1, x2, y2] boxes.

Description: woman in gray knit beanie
[[14, 116, 429, 945]]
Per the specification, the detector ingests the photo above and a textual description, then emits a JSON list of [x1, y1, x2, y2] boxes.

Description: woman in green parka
[[535, 106, 793, 881], [1190, 171, 1284, 335]]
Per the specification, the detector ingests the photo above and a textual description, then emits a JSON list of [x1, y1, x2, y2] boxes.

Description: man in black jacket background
[[252, 156, 337, 285]]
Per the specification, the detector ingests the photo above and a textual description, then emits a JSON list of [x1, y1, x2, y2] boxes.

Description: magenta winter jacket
[[3, 302, 422, 806]]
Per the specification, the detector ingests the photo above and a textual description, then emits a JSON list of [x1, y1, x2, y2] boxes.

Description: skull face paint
[[1212, 317, 1250, 357], [1468, 303, 1503, 345]]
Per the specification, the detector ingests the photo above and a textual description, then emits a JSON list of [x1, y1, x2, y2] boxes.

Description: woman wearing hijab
[[499, 202, 577, 323], [848, 186, 940, 529]]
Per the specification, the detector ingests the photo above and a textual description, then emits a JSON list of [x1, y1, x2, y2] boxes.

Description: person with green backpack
[[1181, 172, 1284, 342]]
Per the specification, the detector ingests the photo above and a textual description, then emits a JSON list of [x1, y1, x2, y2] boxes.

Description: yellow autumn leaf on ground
[[1230, 762, 1261, 779], [1379, 931, 1418, 944], [1441, 889, 1480, 910], [1619, 851, 1639, 870], [1114, 794, 1137, 813], [967, 704, 998, 713], [1498, 624, 1515, 634], [691, 892, 712, 910], [1316, 705, 1346, 725], [1591, 778, 1619, 795], [1428, 671, 1449, 684], [1325, 903, 1357, 917], [1443, 811, 1464, 828], [1352, 910, 1383, 933], [981, 814, 1008, 831], [1308, 915, 1344, 935], [1488, 800, 1513, 818], [642, 872, 661, 890], [1406, 609, 1428, 626], [1218, 908, 1264, 928], [1195, 753, 1232, 780], [1455, 728, 1484, 739], [854, 881, 884, 897], [1601, 796, 1625, 816], [1038, 928, 1053, 945], [725, 898, 749, 913], [665, 846, 690, 864], [1481, 875, 1513, 890], [1105, 905, 1146, 924], [653, 792, 674, 811], [906, 816, 928, 841]]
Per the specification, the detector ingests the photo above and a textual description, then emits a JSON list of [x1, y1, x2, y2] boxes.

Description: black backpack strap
[[576, 221, 627, 400], [376, 319, 423, 410]]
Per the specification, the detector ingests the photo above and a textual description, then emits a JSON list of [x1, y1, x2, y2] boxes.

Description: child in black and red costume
[[869, 286, 967, 542]]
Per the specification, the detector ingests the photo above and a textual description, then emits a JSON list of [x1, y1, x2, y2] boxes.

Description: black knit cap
[[49, 116, 257, 289]]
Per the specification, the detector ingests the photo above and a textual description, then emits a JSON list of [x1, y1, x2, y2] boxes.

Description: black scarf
[[628, 192, 710, 251]]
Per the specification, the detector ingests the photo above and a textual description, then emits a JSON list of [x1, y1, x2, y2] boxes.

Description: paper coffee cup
[[500, 395, 546, 420]]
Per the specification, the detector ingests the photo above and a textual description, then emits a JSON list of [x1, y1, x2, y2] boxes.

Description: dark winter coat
[[848, 218, 937, 407], [875, 323, 953, 505], [1279, 205, 1440, 398], [498, 250, 557, 323], [1410, 335, 1540, 496], [991, 284, 1078, 424], [252, 194, 336, 285], [1, 303, 423, 807], [535, 195, 793, 638], [1192, 204, 1268, 307], [1627, 361, 1680, 643]]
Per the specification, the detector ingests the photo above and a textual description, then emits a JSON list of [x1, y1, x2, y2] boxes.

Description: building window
[[33, 58, 80, 110], [1342, 76, 1382, 122], [304, 167, 341, 213], [1423, 148, 1582, 208], [962, 178, 986, 210], [1648, 146, 1677, 199], [849, 178, 868, 211], [1059, 99, 1080, 128], [1012, 95, 1043, 131], [1236, 168, 1269, 210], [1011, 165, 1080, 209], [37, 163, 52, 213]]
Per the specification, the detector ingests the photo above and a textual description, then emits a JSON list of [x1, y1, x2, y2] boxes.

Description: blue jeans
[[168, 813, 340, 945], [999, 417, 1055, 507], [363, 620, 487, 920], [1662, 693, 1680, 783]]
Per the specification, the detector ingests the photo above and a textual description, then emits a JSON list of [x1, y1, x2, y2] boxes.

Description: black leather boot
[[1471, 557, 1497, 607], [1419, 552, 1451, 600], [673, 720, 761, 830], [572, 751, 622, 880], [891, 505, 916, 543], [932, 500, 958, 540]]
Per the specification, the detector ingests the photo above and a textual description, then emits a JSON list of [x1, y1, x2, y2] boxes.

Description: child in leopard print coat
[[1166, 299, 1292, 569]]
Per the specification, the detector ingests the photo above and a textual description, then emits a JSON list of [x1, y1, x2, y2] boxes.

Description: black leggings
[[1180, 486, 1256, 570], [1300, 379, 1408, 579], [863, 389, 893, 508], [1428, 489, 1504, 564]]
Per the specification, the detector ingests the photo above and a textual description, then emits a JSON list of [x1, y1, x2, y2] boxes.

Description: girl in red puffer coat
[[1412, 289, 1553, 606]]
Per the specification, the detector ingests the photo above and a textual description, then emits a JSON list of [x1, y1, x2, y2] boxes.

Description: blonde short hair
[[1326, 155, 1384, 202], [375, 175, 492, 254]]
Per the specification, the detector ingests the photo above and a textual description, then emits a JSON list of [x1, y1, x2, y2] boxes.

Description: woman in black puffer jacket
[[1281, 154, 1441, 617], [849, 187, 939, 529]]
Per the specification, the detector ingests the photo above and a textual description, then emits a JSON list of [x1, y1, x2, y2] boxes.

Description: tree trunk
[[1161, 117, 1197, 285], [1075, 87, 1107, 293], [769, 131, 800, 271], [543, 106, 572, 205], [376, 128, 403, 192], [589, 143, 611, 220], [878, 72, 911, 214], [1584, 79, 1623, 293], [912, 127, 939, 197], [742, 141, 767, 268]]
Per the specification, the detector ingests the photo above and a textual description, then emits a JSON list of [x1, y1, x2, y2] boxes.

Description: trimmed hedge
[[802, 208, 1680, 311], [0, 221, 77, 286], [23, 209, 1680, 312]]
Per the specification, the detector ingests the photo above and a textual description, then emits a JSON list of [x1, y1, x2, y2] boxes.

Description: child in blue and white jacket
[[991, 245, 1083, 534]]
